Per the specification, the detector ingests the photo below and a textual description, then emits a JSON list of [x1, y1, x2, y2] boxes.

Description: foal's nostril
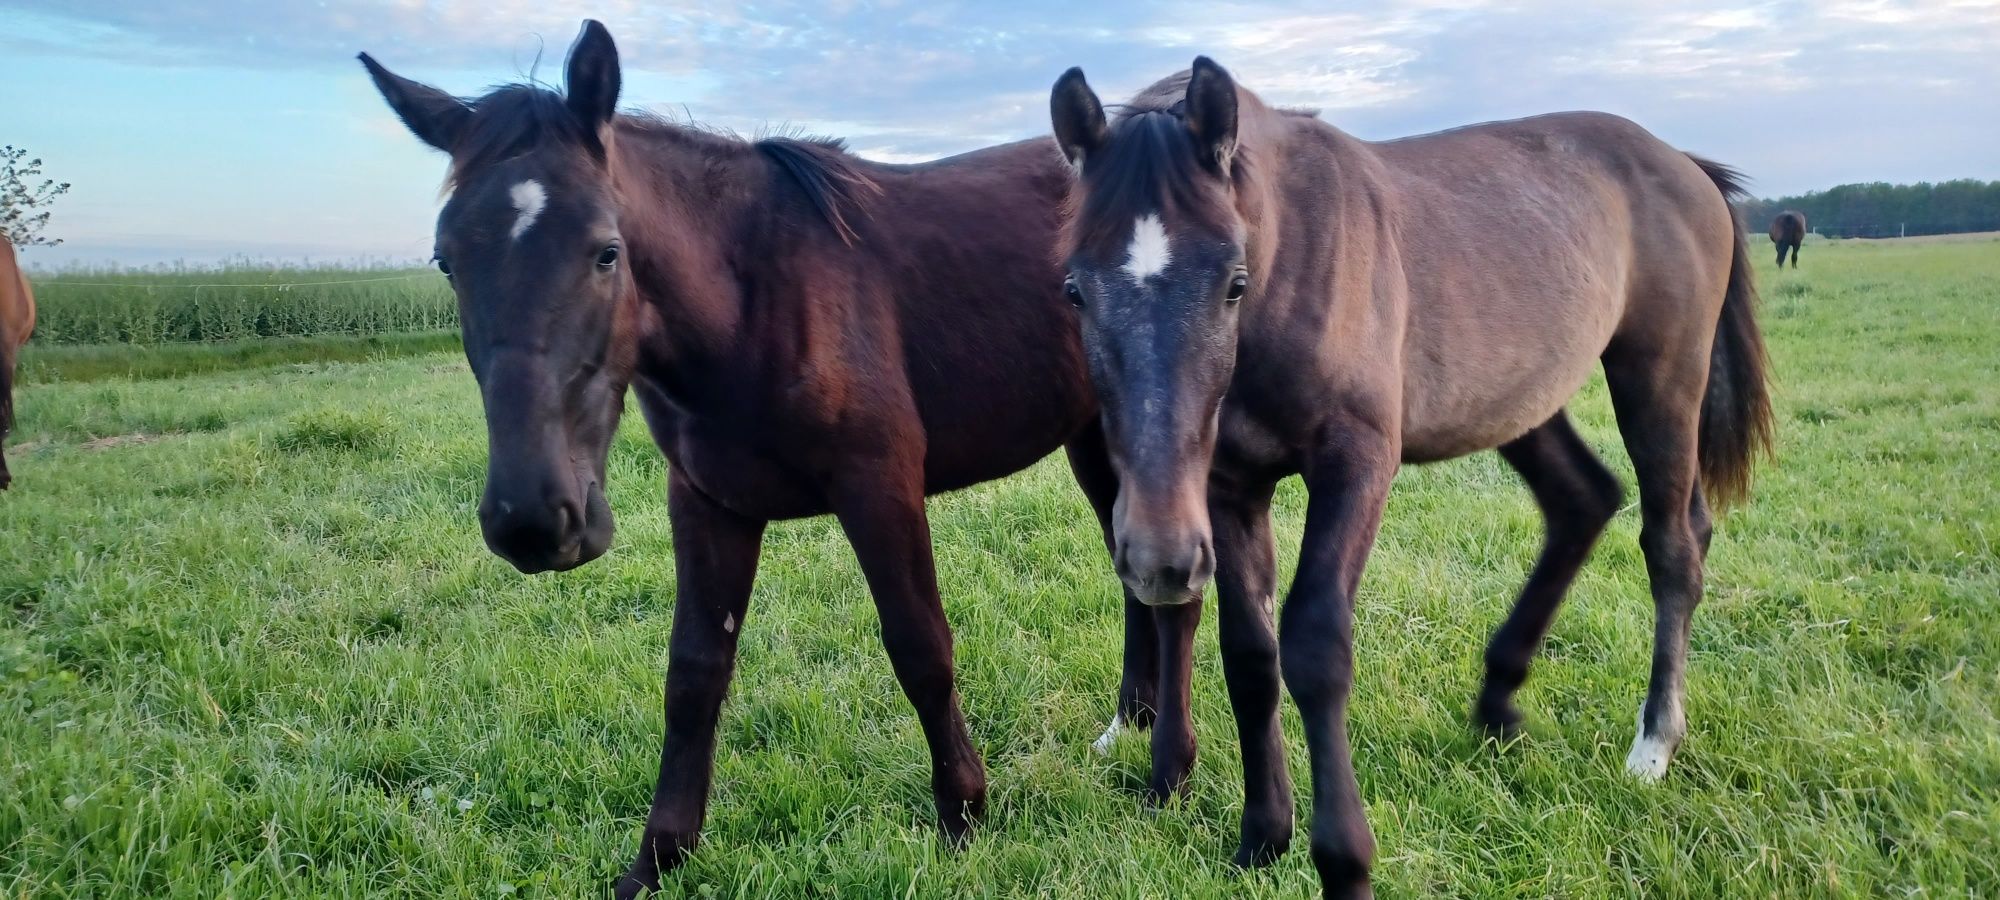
[[1191, 539, 1216, 587]]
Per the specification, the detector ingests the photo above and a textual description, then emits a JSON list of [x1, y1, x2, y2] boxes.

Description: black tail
[[1686, 155, 1775, 509]]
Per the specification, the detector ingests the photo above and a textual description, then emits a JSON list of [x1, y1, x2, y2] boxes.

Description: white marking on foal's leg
[[1122, 214, 1171, 281], [1092, 711, 1125, 755], [509, 180, 547, 241], [723, 613, 736, 634], [1623, 702, 1672, 781]]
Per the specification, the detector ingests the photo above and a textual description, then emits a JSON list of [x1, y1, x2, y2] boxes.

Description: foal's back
[[1287, 112, 1734, 459]]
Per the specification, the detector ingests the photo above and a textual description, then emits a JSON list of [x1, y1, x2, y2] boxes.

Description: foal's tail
[[1687, 154, 1774, 509]]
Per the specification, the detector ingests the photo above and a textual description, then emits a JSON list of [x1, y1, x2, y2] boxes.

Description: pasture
[[2, 237, 1996, 897]]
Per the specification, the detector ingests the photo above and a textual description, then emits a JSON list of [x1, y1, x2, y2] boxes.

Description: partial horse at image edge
[[0, 239, 35, 490]]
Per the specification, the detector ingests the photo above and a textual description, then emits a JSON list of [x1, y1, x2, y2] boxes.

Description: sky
[[4, 0, 1997, 268]]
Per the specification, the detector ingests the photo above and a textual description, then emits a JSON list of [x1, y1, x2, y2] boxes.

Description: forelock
[[446, 84, 593, 192], [1066, 110, 1235, 260]]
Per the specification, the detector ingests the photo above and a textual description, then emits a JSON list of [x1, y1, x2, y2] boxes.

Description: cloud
[[13, 1, 1995, 147], [7, 0, 1996, 262]]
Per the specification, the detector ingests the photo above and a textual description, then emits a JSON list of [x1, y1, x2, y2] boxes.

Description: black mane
[[449, 83, 878, 242], [754, 137, 880, 245]]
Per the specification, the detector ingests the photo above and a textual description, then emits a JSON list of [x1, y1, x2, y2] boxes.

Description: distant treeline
[[1736, 179, 2000, 239]]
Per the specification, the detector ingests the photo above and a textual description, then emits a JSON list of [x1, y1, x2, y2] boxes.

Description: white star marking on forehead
[[1123, 214, 1171, 281], [509, 180, 547, 241]]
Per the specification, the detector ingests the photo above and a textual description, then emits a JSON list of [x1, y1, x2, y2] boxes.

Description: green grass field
[[3, 238, 1996, 898]]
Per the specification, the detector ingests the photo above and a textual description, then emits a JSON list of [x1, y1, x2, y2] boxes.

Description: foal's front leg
[[618, 471, 767, 899], [832, 467, 987, 839], [1212, 481, 1295, 866], [1282, 439, 1397, 899]]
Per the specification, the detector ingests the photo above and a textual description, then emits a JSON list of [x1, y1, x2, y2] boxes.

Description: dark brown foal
[[360, 20, 1200, 897], [1052, 58, 1772, 897]]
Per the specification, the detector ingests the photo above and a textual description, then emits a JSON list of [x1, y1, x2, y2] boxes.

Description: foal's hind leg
[[1604, 349, 1710, 780], [1473, 412, 1623, 739]]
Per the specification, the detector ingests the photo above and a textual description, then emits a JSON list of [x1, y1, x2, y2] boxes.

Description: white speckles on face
[[723, 613, 736, 634], [1123, 214, 1171, 281], [509, 180, 547, 241], [1092, 711, 1124, 755], [1623, 703, 1673, 781]]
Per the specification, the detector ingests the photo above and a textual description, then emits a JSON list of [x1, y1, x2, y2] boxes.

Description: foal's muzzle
[[1116, 531, 1216, 606], [478, 479, 612, 573]]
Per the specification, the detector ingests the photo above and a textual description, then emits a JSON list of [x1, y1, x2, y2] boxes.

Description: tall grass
[[28, 264, 456, 345]]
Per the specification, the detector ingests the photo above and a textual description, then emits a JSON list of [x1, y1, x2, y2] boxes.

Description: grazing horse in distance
[[0, 239, 34, 491], [1051, 58, 1772, 897], [361, 20, 1201, 897], [1771, 210, 1806, 268]]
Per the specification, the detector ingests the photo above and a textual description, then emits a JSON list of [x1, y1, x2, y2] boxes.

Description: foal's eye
[[595, 245, 620, 269], [434, 256, 453, 277], [1064, 276, 1085, 309], [1225, 270, 1249, 303]]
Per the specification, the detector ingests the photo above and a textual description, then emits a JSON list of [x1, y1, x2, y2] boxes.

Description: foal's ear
[[1050, 67, 1108, 170], [565, 20, 622, 137], [1184, 56, 1239, 174], [358, 53, 472, 153]]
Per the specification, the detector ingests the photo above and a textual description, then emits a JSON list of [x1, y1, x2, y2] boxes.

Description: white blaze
[[509, 180, 547, 241], [1123, 214, 1171, 281]]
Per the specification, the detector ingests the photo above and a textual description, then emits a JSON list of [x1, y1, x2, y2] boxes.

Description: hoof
[[612, 872, 657, 900], [1140, 783, 1190, 810], [1624, 734, 1673, 781], [1233, 839, 1289, 869], [1623, 703, 1680, 781], [1092, 712, 1125, 755], [1472, 699, 1525, 745], [936, 788, 985, 848], [617, 829, 696, 899], [1232, 821, 1292, 868]]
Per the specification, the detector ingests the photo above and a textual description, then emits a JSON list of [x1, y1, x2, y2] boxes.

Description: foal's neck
[[609, 125, 767, 373]]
